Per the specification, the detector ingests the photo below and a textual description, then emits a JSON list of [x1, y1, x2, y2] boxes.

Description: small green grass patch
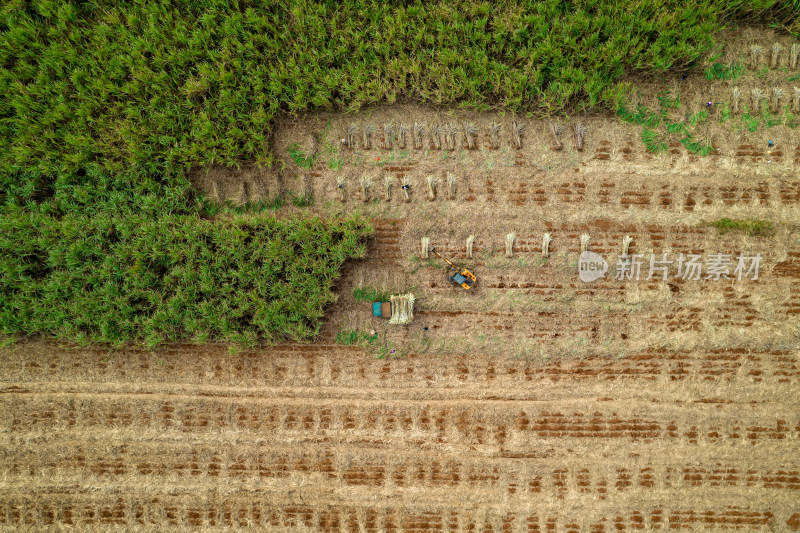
[[708, 218, 774, 236], [705, 62, 743, 80], [287, 143, 317, 169], [336, 329, 379, 346], [353, 286, 391, 303]]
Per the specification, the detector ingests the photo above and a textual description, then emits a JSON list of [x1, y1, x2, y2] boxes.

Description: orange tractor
[[430, 247, 477, 290]]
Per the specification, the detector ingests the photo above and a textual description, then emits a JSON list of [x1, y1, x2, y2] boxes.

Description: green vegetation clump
[[336, 329, 379, 346], [705, 62, 744, 80], [641, 127, 669, 153], [0, 212, 372, 347], [335, 328, 401, 359], [620, 91, 715, 155], [353, 286, 391, 303], [287, 144, 317, 169], [708, 218, 774, 236], [739, 106, 800, 132]]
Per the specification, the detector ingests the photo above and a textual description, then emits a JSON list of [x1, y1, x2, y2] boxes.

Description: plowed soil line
[[1, 341, 799, 531]]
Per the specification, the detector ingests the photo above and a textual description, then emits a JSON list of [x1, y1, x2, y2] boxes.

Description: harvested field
[[1, 342, 799, 530]]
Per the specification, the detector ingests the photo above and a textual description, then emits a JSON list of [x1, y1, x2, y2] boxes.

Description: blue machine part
[[452, 273, 467, 285]]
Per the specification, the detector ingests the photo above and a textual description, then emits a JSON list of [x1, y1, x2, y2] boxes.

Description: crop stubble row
[[3, 435, 799, 493], [317, 173, 800, 210], [2, 344, 799, 388], [3, 492, 796, 531]]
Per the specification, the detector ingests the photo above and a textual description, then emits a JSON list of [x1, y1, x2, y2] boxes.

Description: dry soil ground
[[1, 341, 798, 531], [2, 29, 800, 531]]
